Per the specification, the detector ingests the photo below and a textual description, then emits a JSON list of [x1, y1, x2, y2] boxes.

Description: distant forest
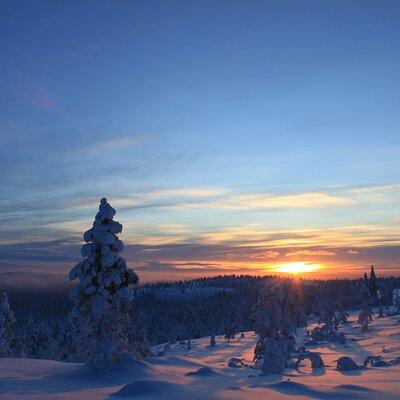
[[2, 273, 399, 362]]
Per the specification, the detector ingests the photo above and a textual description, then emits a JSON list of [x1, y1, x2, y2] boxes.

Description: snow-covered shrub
[[224, 321, 236, 343], [363, 355, 388, 367], [337, 311, 349, 324], [310, 304, 348, 344], [317, 308, 338, 331], [69, 197, 139, 370], [210, 335, 216, 347], [336, 356, 359, 371], [0, 292, 15, 357], [297, 352, 324, 369], [228, 357, 246, 368]]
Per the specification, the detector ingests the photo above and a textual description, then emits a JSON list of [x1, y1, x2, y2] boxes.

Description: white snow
[[1, 310, 400, 399]]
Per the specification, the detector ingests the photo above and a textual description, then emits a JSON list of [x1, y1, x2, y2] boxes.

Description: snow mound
[[335, 384, 372, 392], [266, 380, 375, 399], [264, 380, 311, 392], [185, 366, 219, 376], [113, 380, 184, 398], [90, 354, 156, 383]]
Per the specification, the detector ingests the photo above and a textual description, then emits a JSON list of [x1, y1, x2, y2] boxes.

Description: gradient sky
[[1, 1, 400, 284]]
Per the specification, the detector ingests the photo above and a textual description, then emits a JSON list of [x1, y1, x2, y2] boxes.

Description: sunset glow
[[275, 262, 322, 274], [1, 1, 399, 283]]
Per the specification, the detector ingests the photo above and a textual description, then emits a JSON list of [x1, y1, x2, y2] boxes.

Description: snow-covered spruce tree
[[363, 266, 379, 306], [0, 292, 15, 357], [251, 284, 287, 373], [69, 197, 139, 370], [251, 280, 305, 373], [59, 313, 83, 362]]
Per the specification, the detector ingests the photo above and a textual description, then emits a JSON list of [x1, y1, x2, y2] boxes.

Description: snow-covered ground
[[1, 310, 400, 400]]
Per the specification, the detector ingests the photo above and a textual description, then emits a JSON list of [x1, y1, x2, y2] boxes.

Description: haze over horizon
[[1, 1, 399, 284]]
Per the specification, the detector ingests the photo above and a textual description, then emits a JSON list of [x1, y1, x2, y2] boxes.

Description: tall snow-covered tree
[[252, 284, 284, 365], [363, 265, 379, 305], [0, 292, 15, 357], [252, 282, 300, 372], [69, 197, 139, 370]]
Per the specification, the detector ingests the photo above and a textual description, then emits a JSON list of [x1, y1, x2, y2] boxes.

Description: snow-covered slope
[[1, 310, 400, 400]]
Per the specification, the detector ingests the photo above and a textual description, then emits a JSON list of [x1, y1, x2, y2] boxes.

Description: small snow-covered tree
[[252, 284, 284, 365], [224, 321, 236, 343], [69, 197, 139, 370], [0, 292, 15, 357], [358, 304, 374, 332]]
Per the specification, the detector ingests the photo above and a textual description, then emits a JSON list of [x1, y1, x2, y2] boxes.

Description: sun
[[275, 261, 321, 274]]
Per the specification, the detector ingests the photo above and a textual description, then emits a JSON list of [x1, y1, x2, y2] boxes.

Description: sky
[[0, 1, 399, 285]]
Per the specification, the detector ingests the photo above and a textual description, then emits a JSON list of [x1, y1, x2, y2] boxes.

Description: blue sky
[[1, 1, 399, 283]]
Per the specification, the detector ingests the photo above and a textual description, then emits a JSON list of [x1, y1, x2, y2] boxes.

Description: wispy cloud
[[39, 182, 400, 220], [93, 137, 138, 150], [2, 182, 400, 282], [149, 188, 230, 198], [224, 250, 281, 259], [347, 249, 359, 255], [207, 192, 351, 210], [286, 249, 337, 257]]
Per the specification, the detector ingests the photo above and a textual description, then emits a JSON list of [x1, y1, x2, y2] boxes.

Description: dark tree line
[[2, 272, 398, 362]]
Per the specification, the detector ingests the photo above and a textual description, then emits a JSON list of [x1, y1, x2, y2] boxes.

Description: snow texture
[[1, 309, 400, 399]]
